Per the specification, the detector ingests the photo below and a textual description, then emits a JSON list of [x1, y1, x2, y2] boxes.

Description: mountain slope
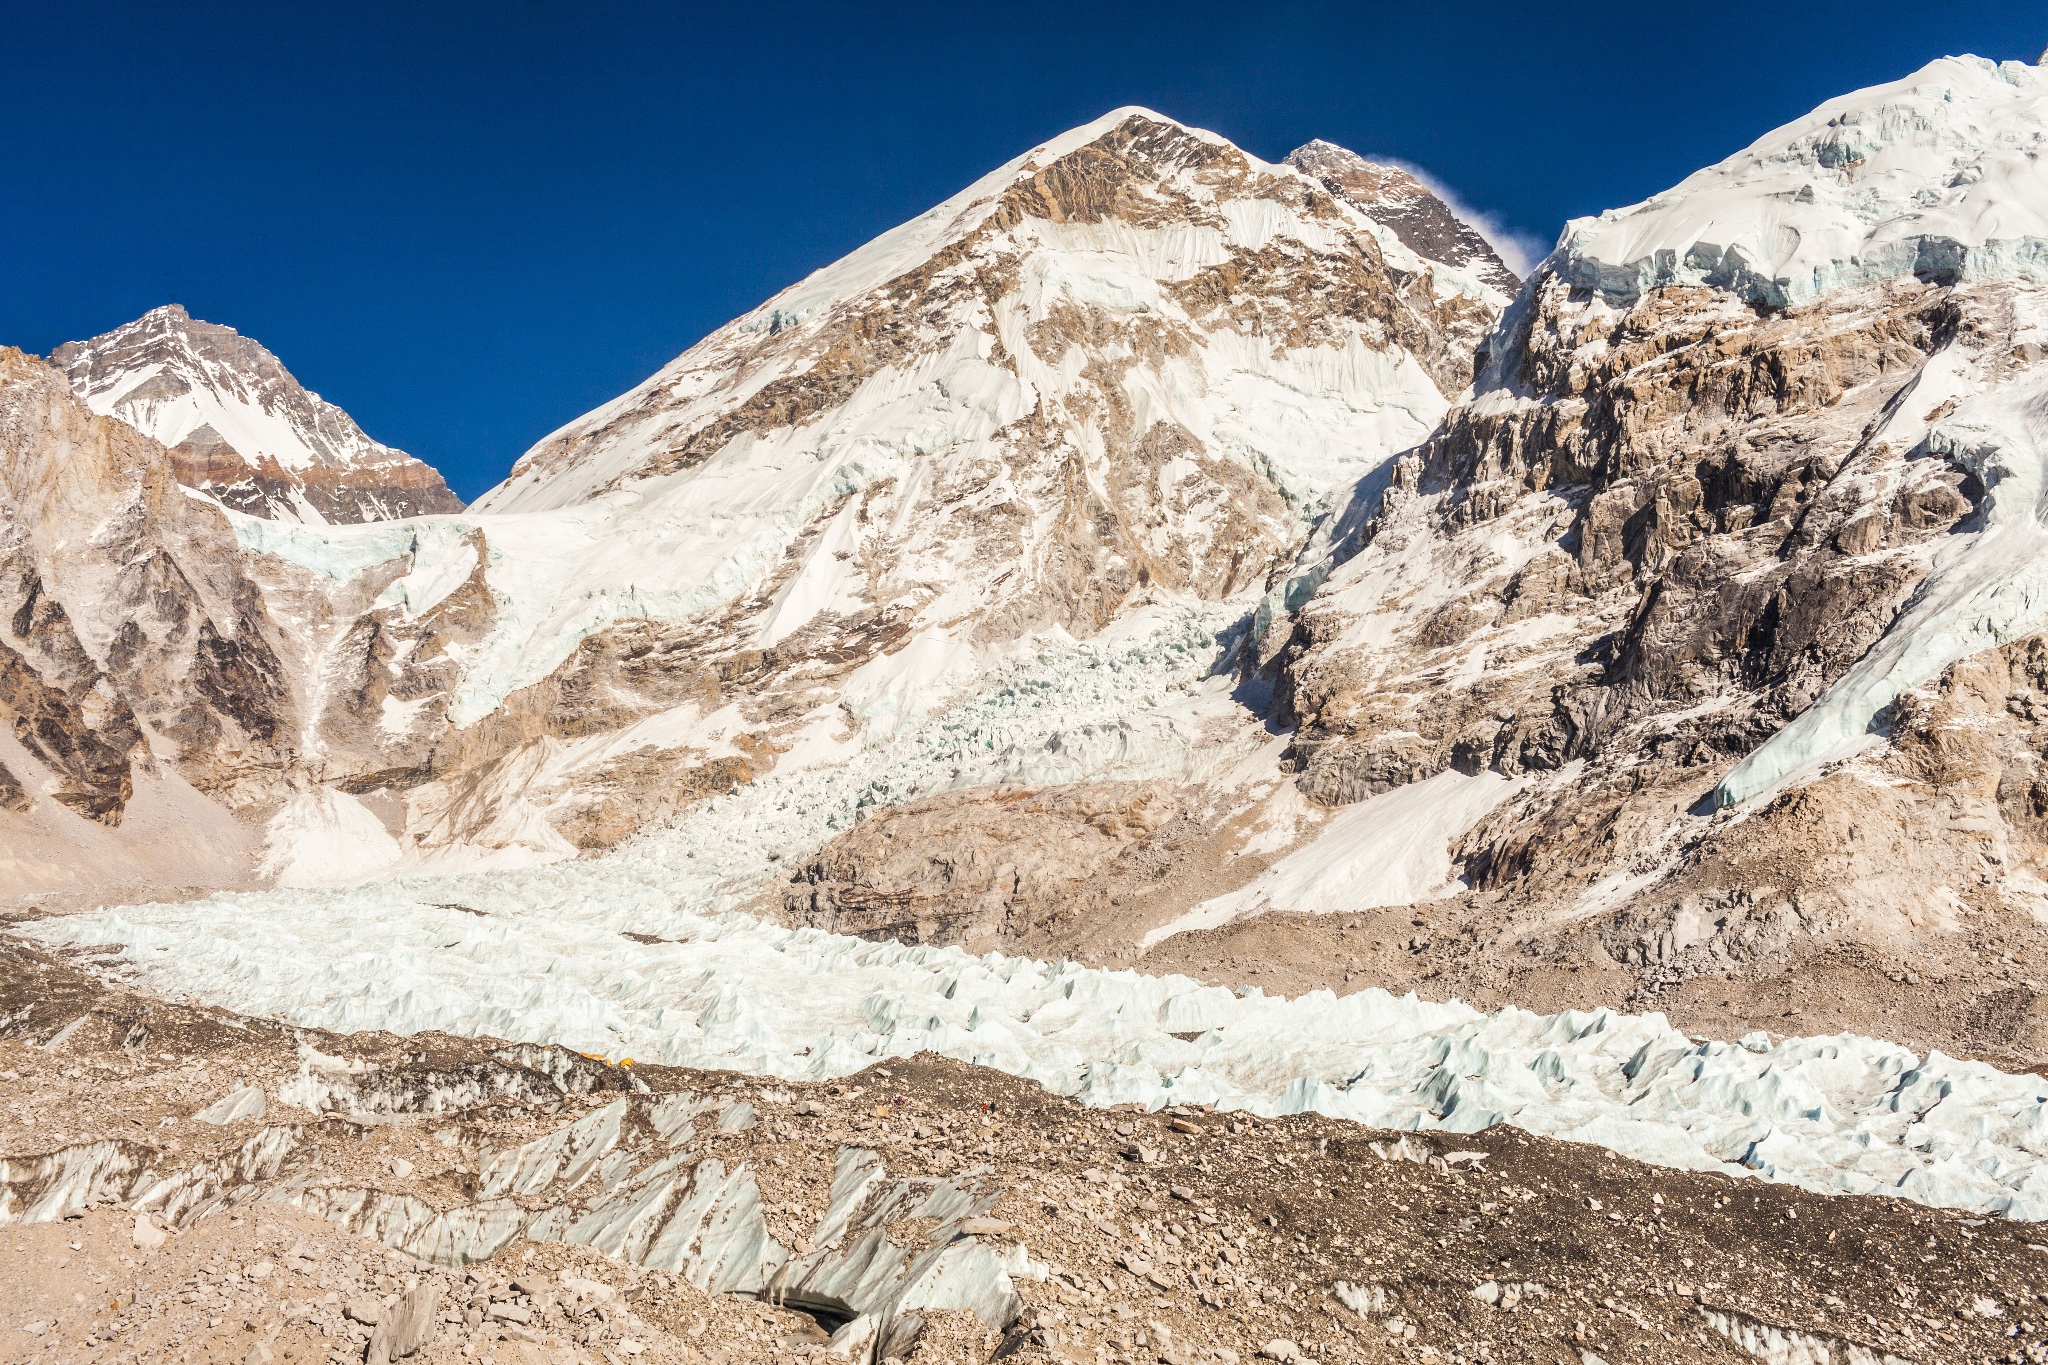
[[197, 105, 1509, 881], [54, 305, 463, 524], [0, 348, 289, 897], [31, 65, 2048, 1268]]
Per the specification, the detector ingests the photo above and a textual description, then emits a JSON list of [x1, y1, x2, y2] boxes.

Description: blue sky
[[4, 1, 2042, 500]]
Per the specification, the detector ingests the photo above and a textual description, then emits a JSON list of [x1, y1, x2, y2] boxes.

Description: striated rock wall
[[1274, 275, 1996, 815]]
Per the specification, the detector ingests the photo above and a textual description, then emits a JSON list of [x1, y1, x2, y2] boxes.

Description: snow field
[[1141, 769, 1523, 947]]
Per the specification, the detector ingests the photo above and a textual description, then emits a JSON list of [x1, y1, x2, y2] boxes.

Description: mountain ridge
[[1283, 139, 1524, 296]]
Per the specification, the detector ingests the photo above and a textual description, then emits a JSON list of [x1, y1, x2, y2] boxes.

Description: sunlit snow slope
[[1560, 55, 2048, 309]]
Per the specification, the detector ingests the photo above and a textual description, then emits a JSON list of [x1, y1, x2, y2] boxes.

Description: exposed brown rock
[[0, 632, 137, 823], [781, 782, 1187, 947], [0, 348, 297, 820]]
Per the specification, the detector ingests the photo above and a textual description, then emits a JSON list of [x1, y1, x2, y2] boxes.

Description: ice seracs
[[1558, 56, 2048, 309], [30, 865, 2048, 1222]]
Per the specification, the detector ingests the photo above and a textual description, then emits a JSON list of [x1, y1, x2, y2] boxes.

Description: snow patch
[[1142, 770, 1519, 948], [258, 789, 403, 888]]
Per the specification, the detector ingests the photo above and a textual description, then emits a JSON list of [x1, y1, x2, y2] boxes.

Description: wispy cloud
[[1364, 155, 1553, 276]]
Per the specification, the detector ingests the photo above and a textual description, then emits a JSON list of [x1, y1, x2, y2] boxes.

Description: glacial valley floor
[[2, 937, 2045, 1365]]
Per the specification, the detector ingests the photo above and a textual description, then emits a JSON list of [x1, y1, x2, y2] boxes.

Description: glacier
[[28, 599, 2048, 1223], [31, 863, 2048, 1221], [1559, 56, 2048, 310]]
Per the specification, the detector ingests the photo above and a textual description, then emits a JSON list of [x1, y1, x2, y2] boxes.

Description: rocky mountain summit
[[0, 106, 1511, 901], [1282, 142, 1521, 297], [55, 305, 463, 524], [187, 105, 1509, 882]]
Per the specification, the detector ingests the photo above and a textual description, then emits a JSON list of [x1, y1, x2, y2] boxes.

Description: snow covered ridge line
[[1558, 56, 2048, 309], [27, 885, 2048, 1223]]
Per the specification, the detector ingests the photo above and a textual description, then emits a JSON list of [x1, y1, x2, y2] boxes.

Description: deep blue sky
[[4, 2, 2041, 500]]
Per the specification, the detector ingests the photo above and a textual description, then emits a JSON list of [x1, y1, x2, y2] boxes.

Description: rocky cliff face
[[54, 306, 463, 525], [0, 348, 295, 896], [1205, 55, 2048, 1056]]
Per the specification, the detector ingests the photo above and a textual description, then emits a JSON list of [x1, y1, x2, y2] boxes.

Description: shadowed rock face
[[1274, 276, 1981, 811], [52, 305, 462, 524], [1285, 140, 1523, 297]]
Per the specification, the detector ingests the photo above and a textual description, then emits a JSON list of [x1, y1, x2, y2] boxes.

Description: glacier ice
[[1559, 56, 2048, 310], [32, 860, 2048, 1220]]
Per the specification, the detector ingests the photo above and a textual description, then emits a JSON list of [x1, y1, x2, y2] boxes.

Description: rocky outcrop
[[1274, 274, 1987, 811], [781, 782, 1190, 947], [54, 305, 462, 524], [0, 621, 138, 824]]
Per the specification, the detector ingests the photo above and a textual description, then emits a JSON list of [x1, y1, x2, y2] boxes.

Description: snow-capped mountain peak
[[169, 104, 1517, 879], [52, 304, 462, 524], [481, 107, 1511, 514]]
